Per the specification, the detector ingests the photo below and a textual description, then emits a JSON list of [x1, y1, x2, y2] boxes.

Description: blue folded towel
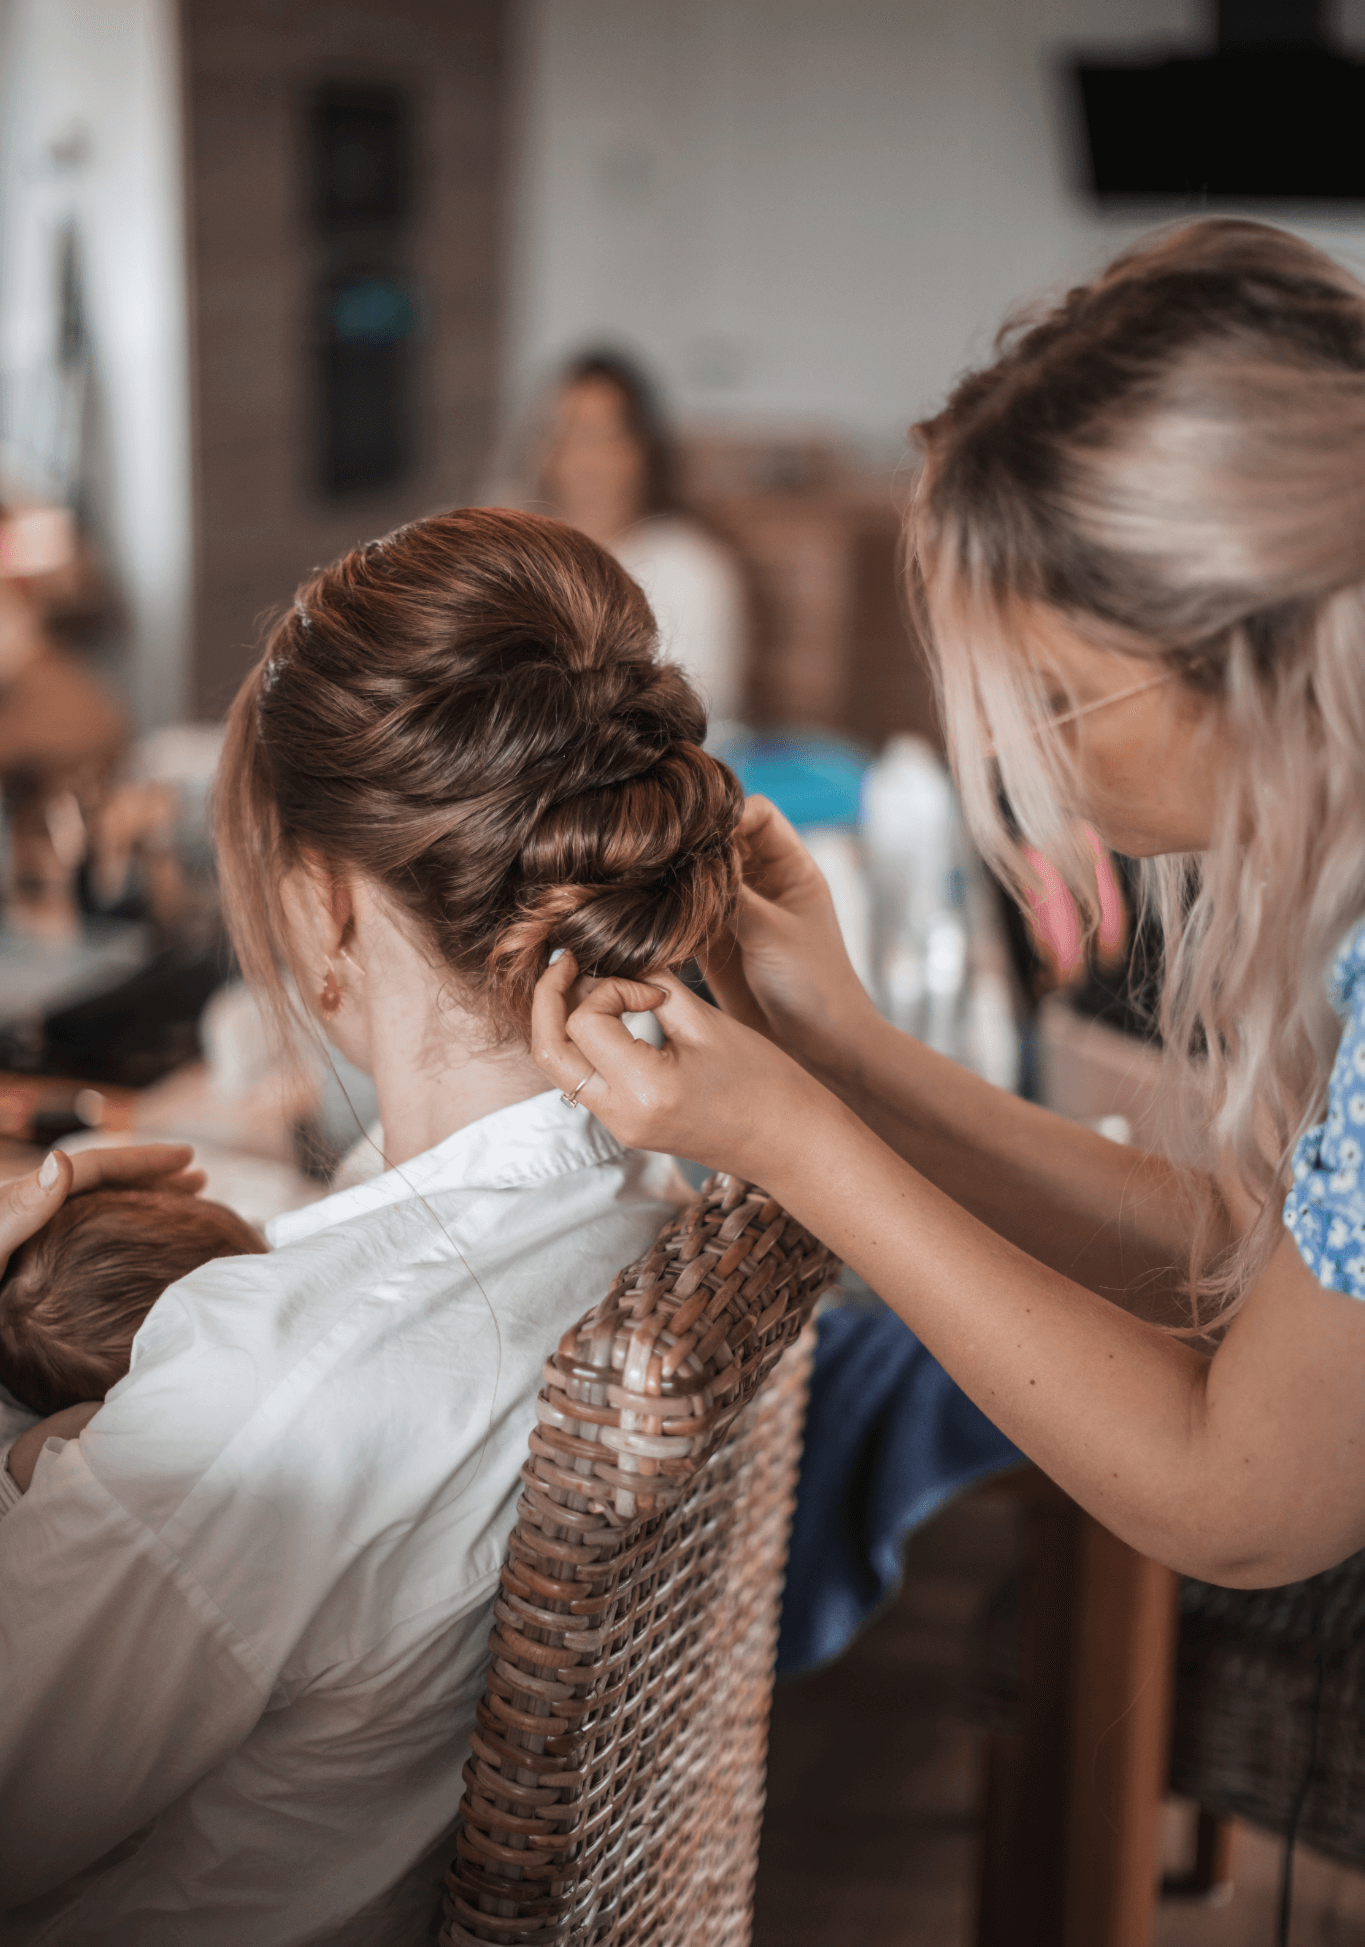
[[726, 734, 868, 831], [777, 1303, 1024, 1675]]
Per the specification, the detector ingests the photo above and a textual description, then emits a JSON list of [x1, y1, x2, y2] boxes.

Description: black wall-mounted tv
[[1073, 1, 1365, 201]]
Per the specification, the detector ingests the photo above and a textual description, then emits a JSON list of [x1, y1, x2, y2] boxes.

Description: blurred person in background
[[532, 219, 1365, 1598], [0, 505, 126, 940], [532, 349, 749, 734]]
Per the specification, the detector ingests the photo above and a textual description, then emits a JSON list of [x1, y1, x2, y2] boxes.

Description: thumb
[[699, 907, 773, 1037], [20, 1150, 72, 1209]]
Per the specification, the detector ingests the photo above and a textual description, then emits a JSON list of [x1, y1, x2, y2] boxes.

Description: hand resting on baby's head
[[0, 1185, 266, 1494]]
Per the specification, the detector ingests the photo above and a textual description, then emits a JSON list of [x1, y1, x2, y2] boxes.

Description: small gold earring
[[319, 965, 343, 1018]]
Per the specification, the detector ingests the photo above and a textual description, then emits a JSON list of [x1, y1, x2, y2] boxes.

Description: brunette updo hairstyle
[[214, 507, 743, 1040]]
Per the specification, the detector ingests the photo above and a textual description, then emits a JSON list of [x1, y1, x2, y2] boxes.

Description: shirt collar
[[267, 1089, 624, 1249]]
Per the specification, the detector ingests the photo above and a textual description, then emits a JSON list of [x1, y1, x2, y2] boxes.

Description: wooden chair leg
[[1164, 1808, 1239, 1904], [976, 1476, 1179, 1947], [976, 1484, 1084, 1947], [1061, 1515, 1179, 1947], [1192, 1810, 1239, 1896]]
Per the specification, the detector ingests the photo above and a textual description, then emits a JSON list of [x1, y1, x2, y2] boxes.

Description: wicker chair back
[[441, 1173, 838, 1947], [1171, 1551, 1365, 1869]]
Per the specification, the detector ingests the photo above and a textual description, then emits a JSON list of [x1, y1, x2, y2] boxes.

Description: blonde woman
[[533, 218, 1365, 1589], [531, 351, 749, 731]]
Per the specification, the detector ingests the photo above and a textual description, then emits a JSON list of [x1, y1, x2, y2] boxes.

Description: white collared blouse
[[0, 1092, 689, 1944]]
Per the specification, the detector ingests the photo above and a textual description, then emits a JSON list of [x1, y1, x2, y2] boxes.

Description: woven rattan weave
[[1170, 1551, 1365, 1869], [441, 1173, 838, 1947]]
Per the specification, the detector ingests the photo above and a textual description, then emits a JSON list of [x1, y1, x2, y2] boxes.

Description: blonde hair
[[910, 218, 1365, 1322]]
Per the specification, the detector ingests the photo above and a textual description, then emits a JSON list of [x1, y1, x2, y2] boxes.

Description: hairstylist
[[533, 218, 1365, 1591]]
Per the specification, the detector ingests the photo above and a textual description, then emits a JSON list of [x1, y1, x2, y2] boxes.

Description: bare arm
[[698, 797, 1222, 1305], [531, 964, 1365, 1588], [823, 1019, 1216, 1311]]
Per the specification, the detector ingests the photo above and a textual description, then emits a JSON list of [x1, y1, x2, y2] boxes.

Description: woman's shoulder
[[77, 1145, 687, 1542], [1329, 921, 1365, 1020], [77, 1237, 366, 1525], [615, 515, 740, 584], [1283, 922, 1365, 1293]]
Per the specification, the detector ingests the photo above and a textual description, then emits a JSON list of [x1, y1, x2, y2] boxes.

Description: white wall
[[0, 0, 191, 728], [505, 0, 1365, 456]]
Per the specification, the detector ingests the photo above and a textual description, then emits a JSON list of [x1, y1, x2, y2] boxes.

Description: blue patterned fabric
[[1283, 924, 1365, 1293]]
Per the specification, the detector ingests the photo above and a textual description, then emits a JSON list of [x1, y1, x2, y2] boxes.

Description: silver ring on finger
[[561, 1070, 596, 1110]]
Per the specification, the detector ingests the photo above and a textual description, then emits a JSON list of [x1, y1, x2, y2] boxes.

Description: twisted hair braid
[[215, 508, 742, 1041]]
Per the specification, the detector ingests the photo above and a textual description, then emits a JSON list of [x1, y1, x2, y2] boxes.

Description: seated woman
[[532, 350, 750, 735], [0, 509, 742, 1944]]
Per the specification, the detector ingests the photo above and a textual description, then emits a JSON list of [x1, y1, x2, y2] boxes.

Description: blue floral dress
[[1283, 925, 1365, 1292]]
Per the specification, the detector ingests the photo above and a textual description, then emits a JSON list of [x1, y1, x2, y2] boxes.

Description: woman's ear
[[328, 873, 356, 957], [291, 853, 354, 959]]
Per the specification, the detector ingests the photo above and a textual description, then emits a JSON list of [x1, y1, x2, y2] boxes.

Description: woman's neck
[[347, 949, 547, 1167], [315, 878, 550, 1167], [374, 1038, 548, 1167]]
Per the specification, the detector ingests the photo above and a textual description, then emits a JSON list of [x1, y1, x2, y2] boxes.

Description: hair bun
[[490, 740, 743, 1003], [217, 506, 743, 1045]]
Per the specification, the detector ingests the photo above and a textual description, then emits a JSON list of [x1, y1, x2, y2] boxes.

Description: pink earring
[[319, 965, 343, 1018]]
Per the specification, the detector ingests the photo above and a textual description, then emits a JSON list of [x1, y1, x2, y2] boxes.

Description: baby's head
[[0, 1188, 266, 1415], [214, 507, 744, 1050]]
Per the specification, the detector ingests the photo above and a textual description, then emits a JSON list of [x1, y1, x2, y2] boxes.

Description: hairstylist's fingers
[[0, 1150, 74, 1271], [561, 977, 697, 1149], [735, 796, 823, 905], [558, 977, 670, 1085], [532, 955, 663, 1096], [68, 1142, 200, 1198], [563, 972, 713, 1077], [530, 952, 580, 1083], [699, 908, 775, 1036]]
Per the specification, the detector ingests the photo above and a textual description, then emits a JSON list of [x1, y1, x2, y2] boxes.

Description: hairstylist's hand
[[0, 1142, 203, 1282], [701, 796, 880, 1083], [532, 954, 826, 1177]]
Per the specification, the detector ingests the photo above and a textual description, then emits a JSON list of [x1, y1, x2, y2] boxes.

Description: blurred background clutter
[[4, 2, 1365, 1938]]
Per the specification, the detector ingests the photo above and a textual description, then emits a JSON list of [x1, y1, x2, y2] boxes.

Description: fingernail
[[548, 947, 566, 966], [38, 1152, 60, 1189]]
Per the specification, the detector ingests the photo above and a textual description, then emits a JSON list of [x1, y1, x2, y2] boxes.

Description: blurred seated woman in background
[[532, 349, 749, 735], [0, 504, 126, 941], [0, 508, 741, 1943], [532, 219, 1365, 1595]]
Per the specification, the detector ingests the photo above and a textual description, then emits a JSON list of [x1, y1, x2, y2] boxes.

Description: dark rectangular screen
[[1075, 45, 1365, 200], [311, 86, 411, 228]]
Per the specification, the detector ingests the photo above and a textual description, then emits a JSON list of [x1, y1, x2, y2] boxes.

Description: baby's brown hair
[[0, 1189, 266, 1415], [213, 507, 744, 1044]]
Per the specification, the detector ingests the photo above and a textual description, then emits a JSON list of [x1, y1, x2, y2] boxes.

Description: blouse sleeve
[[0, 1433, 268, 1904], [1283, 929, 1365, 1295], [0, 1385, 37, 1525]]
